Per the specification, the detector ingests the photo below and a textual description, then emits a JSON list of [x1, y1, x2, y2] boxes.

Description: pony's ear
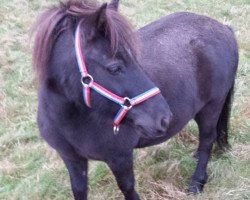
[[94, 3, 108, 31], [109, 0, 120, 11], [84, 3, 108, 38], [84, 3, 108, 40]]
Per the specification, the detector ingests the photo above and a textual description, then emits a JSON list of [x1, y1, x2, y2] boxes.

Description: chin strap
[[75, 23, 161, 134]]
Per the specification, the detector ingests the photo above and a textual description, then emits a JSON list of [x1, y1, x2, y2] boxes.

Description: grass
[[0, 0, 250, 199]]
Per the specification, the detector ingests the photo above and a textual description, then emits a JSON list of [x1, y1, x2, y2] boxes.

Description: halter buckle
[[81, 74, 93, 87]]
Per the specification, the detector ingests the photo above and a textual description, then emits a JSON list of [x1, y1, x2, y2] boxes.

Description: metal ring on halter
[[122, 97, 133, 109], [113, 125, 120, 135], [81, 74, 94, 87]]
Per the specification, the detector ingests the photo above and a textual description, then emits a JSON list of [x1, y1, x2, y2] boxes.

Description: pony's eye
[[107, 65, 122, 75]]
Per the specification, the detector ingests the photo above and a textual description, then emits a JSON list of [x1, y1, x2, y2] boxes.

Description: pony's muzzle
[[133, 110, 172, 138]]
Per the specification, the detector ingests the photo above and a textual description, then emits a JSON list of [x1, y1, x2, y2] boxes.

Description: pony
[[33, 0, 238, 199]]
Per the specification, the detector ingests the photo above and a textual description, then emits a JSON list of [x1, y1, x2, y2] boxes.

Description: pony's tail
[[216, 25, 238, 151], [216, 84, 235, 150]]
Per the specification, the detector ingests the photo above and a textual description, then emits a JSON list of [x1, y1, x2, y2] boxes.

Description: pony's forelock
[[32, 0, 138, 83]]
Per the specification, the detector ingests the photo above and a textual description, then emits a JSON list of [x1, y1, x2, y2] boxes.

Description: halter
[[75, 24, 161, 134]]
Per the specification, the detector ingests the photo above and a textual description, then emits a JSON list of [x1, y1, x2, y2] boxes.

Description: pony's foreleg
[[106, 153, 140, 200], [62, 156, 88, 200]]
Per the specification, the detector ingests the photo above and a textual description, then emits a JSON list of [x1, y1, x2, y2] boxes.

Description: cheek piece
[[75, 23, 161, 134]]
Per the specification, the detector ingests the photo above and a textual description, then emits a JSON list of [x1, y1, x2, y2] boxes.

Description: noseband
[[75, 24, 161, 134]]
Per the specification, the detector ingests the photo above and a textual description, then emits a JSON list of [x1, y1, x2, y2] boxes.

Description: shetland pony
[[33, 0, 238, 199]]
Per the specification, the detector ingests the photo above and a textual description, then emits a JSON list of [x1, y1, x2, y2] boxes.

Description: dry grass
[[1, 0, 250, 199]]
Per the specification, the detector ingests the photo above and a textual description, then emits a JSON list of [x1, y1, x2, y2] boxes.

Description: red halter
[[75, 24, 161, 133]]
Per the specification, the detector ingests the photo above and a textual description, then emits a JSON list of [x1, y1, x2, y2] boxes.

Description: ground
[[0, 0, 250, 199]]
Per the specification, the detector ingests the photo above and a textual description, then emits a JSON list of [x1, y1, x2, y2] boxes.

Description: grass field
[[0, 0, 250, 199]]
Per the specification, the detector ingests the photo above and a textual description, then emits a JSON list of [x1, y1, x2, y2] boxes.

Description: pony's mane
[[32, 0, 138, 82]]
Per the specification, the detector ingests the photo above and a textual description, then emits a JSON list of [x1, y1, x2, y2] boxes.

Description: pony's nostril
[[160, 117, 169, 131]]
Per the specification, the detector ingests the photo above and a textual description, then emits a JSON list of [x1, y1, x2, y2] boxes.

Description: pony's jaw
[[134, 125, 166, 139]]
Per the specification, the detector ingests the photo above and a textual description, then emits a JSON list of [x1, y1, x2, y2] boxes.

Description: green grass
[[1, 0, 250, 199]]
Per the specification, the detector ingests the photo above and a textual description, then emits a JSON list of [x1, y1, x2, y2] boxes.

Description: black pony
[[33, 0, 238, 199]]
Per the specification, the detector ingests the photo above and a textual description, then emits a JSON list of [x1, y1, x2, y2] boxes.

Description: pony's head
[[33, 0, 172, 138]]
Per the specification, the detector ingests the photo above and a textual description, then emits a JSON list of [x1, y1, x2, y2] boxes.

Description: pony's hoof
[[187, 183, 203, 195]]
